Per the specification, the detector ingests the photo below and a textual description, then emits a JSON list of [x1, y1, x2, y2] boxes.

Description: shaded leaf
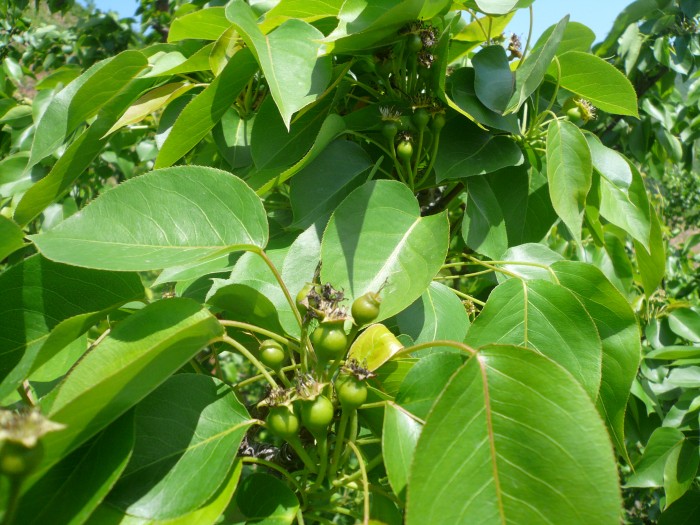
[[383, 403, 422, 501]]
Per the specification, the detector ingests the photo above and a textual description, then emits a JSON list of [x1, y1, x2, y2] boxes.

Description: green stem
[[334, 453, 384, 485], [252, 248, 303, 328], [313, 430, 329, 488], [518, 5, 534, 68], [241, 456, 307, 507], [2, 478, 22, 525], [413, 128, 424, 179], [329, 410, 351, 480], [416, 131, 441, 188], [287, 435, 318, 474], [392, 340, 477, 359], [467, 255, 560, 283], [234, 364, 300, 391], [339, 411, 358, 469], [221, 334, 278, 388], [404, 154, 415, 191], [450, 288, 486, 306], [346, 441, 370, 525], [219, 320, 299, 351]]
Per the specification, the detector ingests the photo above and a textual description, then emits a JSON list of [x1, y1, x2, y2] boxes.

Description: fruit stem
[[346, 441, 370, 525], [221, 334, 278, 388], [312, 430, 329, 488], [1, 477, 22, 525], [338, 411, 358, 469], [287, 435, 318, 474], [329, 409, 351, 480]]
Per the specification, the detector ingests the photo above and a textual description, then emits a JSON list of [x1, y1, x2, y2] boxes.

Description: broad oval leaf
[[462, 177, 508, 259], [321, 180, 449, 322], [668, 308, 700, 343], [168, 7, 231, 42], [392, 281, 470, 356], [0, 215, 25, 260], [35, 298, 223, 477], [466, 278, 603, 400], [348, 324, 404, 371], [107, 374, 252, 520], [546, 119, 592, 243], [0, 255, 144, 402], [472, 45, 514, 113], [15, 414, 135, 525], [226, 0, 330, 128], [231, 472, 300, 524], [30, 166, 268, 271], [407, 345, 622, 525], [558, 51, 639, 117], [626, 427, 685, 488], [552, 261, 641, 461]]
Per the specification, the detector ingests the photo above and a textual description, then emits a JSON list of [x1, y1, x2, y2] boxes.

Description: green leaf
[[213, 108, 254, 170], [664, 440, 699, 508], [497, 242, 563, 281], [0, 255, 144, 403], [462, 177, 508, 259], [558, 51, 639, 117], [546, 119, 592, 243], [14, 78, 157, 226], [407, 345, 622, 524], [448, 68, 520, 134], [260, 0, 344, 32], [30, 166, 268, 271], [226, 0, 330, 129], [668, 309, 700, 343], [552, 261, 641, 462], [321, 180, 449, 322], [435, 118, 523, 181], [290, 140, 371, 229], [228, 472, 299, 524], [168, 7, 231, 42], [0, 152, 34, 198], [466, 278, 602, 400], [154, 48, 258, 168], [395, 352, 464, 420], [383, 402, 422, 501], [472, 45, 514, 113], [35, 299, 223, 476], [506, 16, 568, 113], [626, 427, 685, 488], [0, 215, 24, 260], [532, 21, 596, 55], [586, 134, 651, 250], [29, 51, 148, 167], [15, 414, 135, 525], [107, 375, 251, 520], [658, 489, 700, 524], [392, 282, 471, 356], [374, 359, 417, 398], [645, 346, 700, 360], [635, 205, 665, 297], [474, 0, 519, 14], [348, 324, 404, 371], [87, 460, 243, 525]]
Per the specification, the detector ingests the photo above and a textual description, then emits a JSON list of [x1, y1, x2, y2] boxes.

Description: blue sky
[[86, 0, 632, 42]]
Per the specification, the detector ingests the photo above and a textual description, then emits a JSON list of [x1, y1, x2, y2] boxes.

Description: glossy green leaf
[[506, 16, 568, 113], [668, 308, 700, 342], [453, 12, 515, 45], [0, 215, 24, 260], [348, 324, 404, 371], [107, 375, 251, 520], [29, 51, 148, 167], [546, 119, 592, 243], [395, 352, 464, 420], [658, 489, 700, 524], [35, 299, 223, 476], [144, 44, 215, 78], [392, 282, 470, 356], [474, 0, 519, 14], [496, 242, 563, 281], [552, 261, 641, 461], [532, 21, 596, 55], [168, 7, 231, 42], [462, 177, 508, 260], [106, 82, 194, 136], [448, 68, 520, 134], [664, 440, 699, 508], [373, 359, 417, 398], [15, 414, 135, 525], [86, 460, 243, 525], [226, 0, 330, 129], [321, 180, 449, 322], [466, 278, 602, 400], [586, 134, 651, 250], [0, 255, 144, 403], [645, 346, 700, 360], [635, 205, 665, 297], [558, 51, 639, 117], [14, 78, 157, 226], [626, 427, 685, 488], [212, 109, 254, 170], [260, 0, 344, 32], [228, 472, 299, 524], [0, 152, 33, 198], [290, 140, 371, 229], [472, 45, 514, 113], [154, 48, 258, 168], [30, 166, 268, 271], [407, 345, 622, 524], [435, 118, 523, 181], [383, 402, 422, 501]]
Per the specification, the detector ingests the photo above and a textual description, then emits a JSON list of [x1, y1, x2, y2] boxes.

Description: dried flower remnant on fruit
[[417, 50, 435, 69], [508, 34, 523, 59], [0, 409, 64, 448], [300, 282, 349, 322], [342, 359, 376, 381]]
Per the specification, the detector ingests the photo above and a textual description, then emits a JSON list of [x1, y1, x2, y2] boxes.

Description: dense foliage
[[1, 1, 699, 524]]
